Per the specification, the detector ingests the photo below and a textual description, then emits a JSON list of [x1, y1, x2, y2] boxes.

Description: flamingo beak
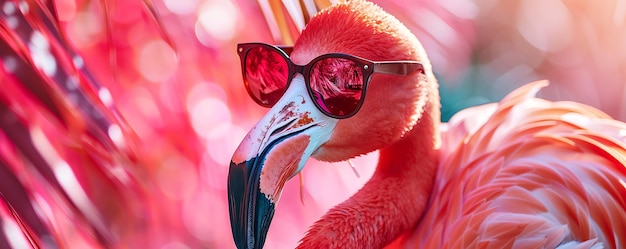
[[227, 75, 337, 249]]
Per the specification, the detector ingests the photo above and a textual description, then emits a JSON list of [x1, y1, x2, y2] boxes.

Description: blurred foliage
[[0, 0, 624, 248]]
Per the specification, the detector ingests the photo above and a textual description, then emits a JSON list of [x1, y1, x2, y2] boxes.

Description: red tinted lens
[[244, 46, 289, 106], [309, 57, 364, 117]]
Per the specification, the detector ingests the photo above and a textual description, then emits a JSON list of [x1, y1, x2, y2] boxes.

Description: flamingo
[[227, 0, 626, 248]]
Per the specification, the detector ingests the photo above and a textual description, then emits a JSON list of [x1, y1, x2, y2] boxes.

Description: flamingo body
[[227, 1, 626, 248], [388, 81, 626, 248]]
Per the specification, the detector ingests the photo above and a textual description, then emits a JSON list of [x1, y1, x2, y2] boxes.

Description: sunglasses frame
[[237, 42, 425, 119]]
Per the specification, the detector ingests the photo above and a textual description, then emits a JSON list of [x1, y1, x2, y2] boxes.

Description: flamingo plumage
[[227, 0, 626, 248]]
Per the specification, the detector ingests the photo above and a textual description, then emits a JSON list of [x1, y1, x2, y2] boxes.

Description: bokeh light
[[1, 0, 625, 248], [196, 0, 239, 42], [136, 40, 178, 82], [66, 11, 102, 48], [163, 0, 198, 15]]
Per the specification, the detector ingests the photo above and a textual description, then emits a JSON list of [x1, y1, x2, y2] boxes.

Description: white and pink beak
[[227, 75, 337, 249]]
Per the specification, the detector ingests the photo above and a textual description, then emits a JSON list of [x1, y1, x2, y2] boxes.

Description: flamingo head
[[227, 1, 437, 248]]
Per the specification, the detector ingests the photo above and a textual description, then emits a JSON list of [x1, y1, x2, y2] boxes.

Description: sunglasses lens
[[244, 46, 289, 107], [310, 57, 364, 117]]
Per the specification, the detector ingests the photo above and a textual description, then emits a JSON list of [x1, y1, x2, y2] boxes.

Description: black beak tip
[[228, 159, 276, 249]]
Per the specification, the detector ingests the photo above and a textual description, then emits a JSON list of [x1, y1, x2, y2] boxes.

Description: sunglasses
[[237, 43, 425, 119]]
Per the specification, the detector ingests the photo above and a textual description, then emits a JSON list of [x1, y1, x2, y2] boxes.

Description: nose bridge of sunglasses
[[277, 74, 322, 113]]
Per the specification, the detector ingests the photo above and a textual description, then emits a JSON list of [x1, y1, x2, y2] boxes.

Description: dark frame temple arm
[[374, 62, 424, 76]]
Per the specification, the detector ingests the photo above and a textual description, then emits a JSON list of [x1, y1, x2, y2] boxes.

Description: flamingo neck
[[298, 95, 440, 249]]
